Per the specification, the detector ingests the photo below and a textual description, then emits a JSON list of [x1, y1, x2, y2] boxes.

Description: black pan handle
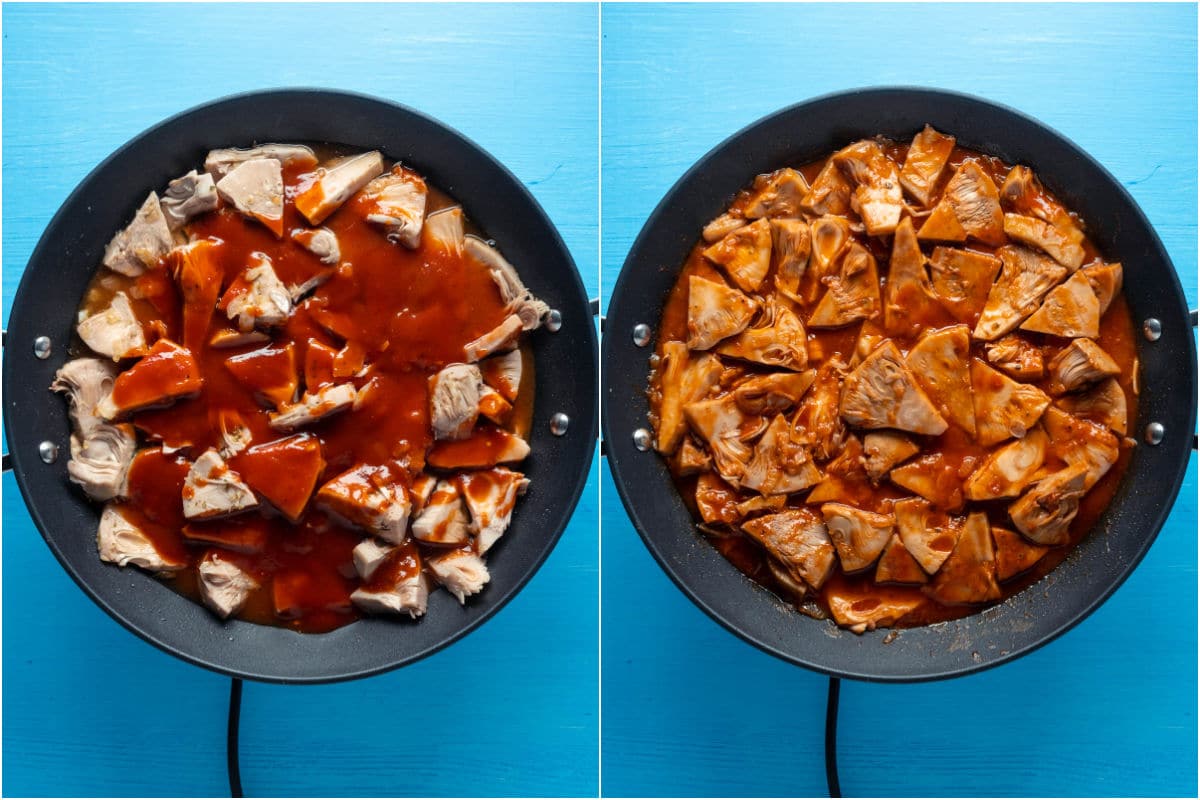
[[2, 328, 8, 474], [1189, 310, 1198, 450], [592, 297, 606, 457]]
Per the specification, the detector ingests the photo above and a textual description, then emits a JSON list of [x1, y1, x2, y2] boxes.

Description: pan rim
[[601, 85, 1196, 683], [4, 87, 599, 684]]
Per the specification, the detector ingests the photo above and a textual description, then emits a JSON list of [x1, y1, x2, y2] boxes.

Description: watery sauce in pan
[[648, 142, 1139, 628], [73, 145, 535, 632]]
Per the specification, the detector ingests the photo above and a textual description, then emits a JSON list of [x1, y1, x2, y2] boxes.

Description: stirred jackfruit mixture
[[52, 144, 544, 631], [648, 126, 1139, 632]]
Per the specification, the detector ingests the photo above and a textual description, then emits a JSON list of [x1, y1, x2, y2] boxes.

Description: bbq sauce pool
[[648, 142, 1139, 629], [74, 145, 535, 632]]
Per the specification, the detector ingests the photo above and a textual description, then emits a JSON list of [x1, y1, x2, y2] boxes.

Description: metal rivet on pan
[[632, 324, 651, 347], [1142, 422, 1161, 448], [550, 412, 570, 436], [33, 336, 51, 359], [545, 309, 563, 332], [1143, 318, 1162, 341], [1145, 422, 1165, 446], [633, 428, 652, 451], [38, 441, 59, 464]]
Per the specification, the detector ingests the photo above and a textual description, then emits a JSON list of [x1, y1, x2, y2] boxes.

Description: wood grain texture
[[2, 3, 598, 797], [600, 3, 1196, 797]]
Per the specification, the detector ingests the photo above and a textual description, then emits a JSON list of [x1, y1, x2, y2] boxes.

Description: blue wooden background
[[2, 4, 598, 797], [600, 3, 1197, 797]]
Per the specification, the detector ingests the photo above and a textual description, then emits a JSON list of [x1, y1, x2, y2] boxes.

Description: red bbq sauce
[[74, 146, 536, 632]]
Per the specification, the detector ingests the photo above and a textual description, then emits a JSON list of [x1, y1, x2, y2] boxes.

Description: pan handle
[[1192, 311, 1197, 451], [592, 298, 606, 457], [2, 329, 8, 474]]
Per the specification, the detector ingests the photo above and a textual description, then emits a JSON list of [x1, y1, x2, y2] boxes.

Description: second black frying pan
[[603, 87, 1195, 682], [4, 89, 598, 683]]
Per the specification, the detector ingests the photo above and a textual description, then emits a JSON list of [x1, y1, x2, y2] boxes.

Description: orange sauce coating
[[649, 141, 1139, 627]]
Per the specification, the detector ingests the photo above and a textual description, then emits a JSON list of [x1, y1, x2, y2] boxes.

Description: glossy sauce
[[649, 142, 1139, 627], [75, 145, 535, 632]]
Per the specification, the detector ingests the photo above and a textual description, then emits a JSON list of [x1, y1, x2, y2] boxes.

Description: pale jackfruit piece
[[1009, 464, 1089, 546], [744, 168, 810, 219], [686, 275, 758, 351], [985, 334, 1045, 381], [683, 396, 755, 487], [198, 551, 259, 619], [216, 158, 285, 237], [973, 246, 1069, 341], [906, 324, 976, 436], [874, 533, 929, 585], [716, 297, 808, 371], [963, 426, 1048, 500], [821, 502, 893, 573], [925, 512, 1002, 605], [702, 217, 772, 293], [848, 318, 887, 370], [695, 472, 739, 526], [205, 144, 316, 178], [77, 292, 147, 361], [800, 161, 853, 217], [998, 165, 1084, 246], [1080, 262, 1123, 315], [182, 449, 258, 521], [893, 497, 960, 574], [917, 200, 967, 242], [674, 437, 712, 476], [294, 151, 385, 226], [1041, 406, 1120, 491], [890, 453, 964, 511], [992, 526, 1049, 582], [97, 504, 185, 572], [928, 247, 1001, 326], [771, 218, 810, 300], [1003, 213, 1086, 270], [427, 549, 489, 604], [656, 342, 723, 454], [1056, 377, 1127, 436], [1019, 271, 1100, 339], [970, 358, 1050, 446], [702, 212, 746, 243], [742, 508, 836, 590], [1046, 338, 1120, 395], [794, 358, 847, 462], [899, 125, 955, 206], [803, 215, 853, 303], [102, 192, 174, 276], [830, 587, 921, 633], [428, 363, 482, 442], [840, 341, 947, 435], [809, 241, 882, 329], [732, 370, 816, 416], [861, 431, 919, 482], [833, 139, 905, 236], [740, 415, 823, 496], [51, 358, 137, 502], [883, 217, 934, 338], [928, 160, 1006, 246]]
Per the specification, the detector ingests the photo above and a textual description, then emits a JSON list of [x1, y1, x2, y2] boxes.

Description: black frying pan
[[603, 87, 1195, 682], [3, 89, 598, 684]]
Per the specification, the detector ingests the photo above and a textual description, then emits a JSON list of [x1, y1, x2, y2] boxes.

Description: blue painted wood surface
[[2, 4, 599, 797], [600, 3, 1197, 797]]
